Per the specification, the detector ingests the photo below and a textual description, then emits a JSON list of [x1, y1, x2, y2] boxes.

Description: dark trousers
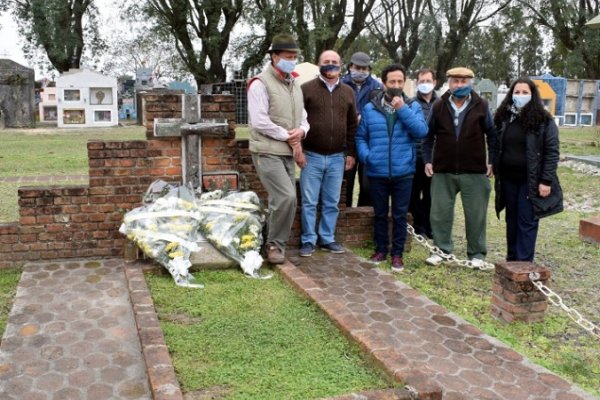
[[408, 159, 432, 237], [502, 180, 539, 262], [370, 176, 412, 257], [344, 163, 372, 207]]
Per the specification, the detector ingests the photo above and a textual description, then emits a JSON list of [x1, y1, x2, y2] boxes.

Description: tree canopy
[[3, 0, 103, 73], [4, 0, 600, 83]]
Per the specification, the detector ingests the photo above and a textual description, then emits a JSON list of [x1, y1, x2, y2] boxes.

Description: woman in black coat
[[493, 77, 563, 262]]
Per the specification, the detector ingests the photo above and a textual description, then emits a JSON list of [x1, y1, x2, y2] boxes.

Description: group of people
[[248, 33, 563, 271]]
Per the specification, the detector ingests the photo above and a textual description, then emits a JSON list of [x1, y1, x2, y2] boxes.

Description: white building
[[56, 69, 118, 128], [38, 86, 57, 122]]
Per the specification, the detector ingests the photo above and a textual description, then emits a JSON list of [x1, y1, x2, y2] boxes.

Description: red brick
[[579, 216, 600, 243], [0, 235, 18, 244], [19, 216, 36, 225]]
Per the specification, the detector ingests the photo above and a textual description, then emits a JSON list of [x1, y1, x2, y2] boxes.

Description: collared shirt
[[248, 78, 310, 141], [318, 75, 340, 93], [449, 95, 471, 137]]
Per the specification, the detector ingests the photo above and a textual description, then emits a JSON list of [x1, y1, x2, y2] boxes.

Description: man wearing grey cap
[[342, 52, 384, 207], [422, 67, 497, 268]]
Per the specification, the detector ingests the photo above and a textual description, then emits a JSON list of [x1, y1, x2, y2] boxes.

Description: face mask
[[417, 82, 434, 94], [276, 58, 297, 74], [384, 88, 403, 102], [451, 85, 471, 99], [320, 64, 341, 79], [512, 94, 532, 109], [350, 70, 369, 82]]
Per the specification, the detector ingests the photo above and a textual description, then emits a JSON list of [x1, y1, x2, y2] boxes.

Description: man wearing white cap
[[422, 67, 497, 268]]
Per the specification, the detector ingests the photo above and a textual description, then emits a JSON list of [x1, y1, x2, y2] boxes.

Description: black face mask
[[384, 88, 403, 102]]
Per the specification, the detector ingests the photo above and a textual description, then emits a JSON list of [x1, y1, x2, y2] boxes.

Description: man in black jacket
[[422, 67, 497, 268]]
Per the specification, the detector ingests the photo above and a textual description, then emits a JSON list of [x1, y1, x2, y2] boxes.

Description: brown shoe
[[266, 244, 285, 264]]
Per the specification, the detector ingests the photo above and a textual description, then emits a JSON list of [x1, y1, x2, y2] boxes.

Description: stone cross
[[153, 94, 228, 189]]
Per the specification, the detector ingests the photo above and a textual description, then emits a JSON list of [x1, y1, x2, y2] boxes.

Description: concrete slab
[[565, 155, 600, 167]]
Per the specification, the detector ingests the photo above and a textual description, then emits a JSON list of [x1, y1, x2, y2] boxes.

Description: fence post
[[491, 262, 551, 324]]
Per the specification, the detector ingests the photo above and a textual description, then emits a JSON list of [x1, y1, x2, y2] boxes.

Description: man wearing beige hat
[[422, 67, 497, 268], [247, 33, 309, 264]]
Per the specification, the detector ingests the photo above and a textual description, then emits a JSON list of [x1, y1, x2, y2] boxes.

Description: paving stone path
[[1, 253, 598, 400], [0, 259, 150, 400], [283, 249, 598, 400]]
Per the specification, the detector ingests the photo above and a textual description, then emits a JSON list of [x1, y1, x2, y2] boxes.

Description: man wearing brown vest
[[247, 34, 309, 264]]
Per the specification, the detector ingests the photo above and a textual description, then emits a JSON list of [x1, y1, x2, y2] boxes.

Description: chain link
[[406, 224, 495, 270], [528, 273, 600, 340], [407, 224, 600, 339]]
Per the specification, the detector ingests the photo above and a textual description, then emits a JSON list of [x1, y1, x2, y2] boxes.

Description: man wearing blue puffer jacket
[[355, 63, 428, 272]]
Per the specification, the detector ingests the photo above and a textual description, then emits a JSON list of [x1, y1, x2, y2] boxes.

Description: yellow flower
[[169, 250, 184, 259]]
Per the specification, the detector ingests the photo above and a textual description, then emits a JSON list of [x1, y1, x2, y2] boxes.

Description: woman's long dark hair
[[494, 77, 552, 131]]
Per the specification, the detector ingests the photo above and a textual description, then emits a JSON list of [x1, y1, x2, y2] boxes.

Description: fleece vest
[[249, 65, 304, 156]]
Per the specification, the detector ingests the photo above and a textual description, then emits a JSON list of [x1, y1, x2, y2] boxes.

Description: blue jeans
[[502, 179, 539, 261], [369, 176, 413, 256], [300, 151, 345, 245]]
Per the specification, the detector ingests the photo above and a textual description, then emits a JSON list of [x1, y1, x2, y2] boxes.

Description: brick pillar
[[491, 262, 551, 324]]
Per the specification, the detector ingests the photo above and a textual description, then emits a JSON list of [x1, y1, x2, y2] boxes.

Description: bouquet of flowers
[[197, 190, 271, 279], [119, 182, 205, 288], [119, 181, 270, 288]]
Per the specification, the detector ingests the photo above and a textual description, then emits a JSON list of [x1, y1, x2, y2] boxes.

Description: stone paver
[[0, 259, 150, 400], [284, 249, 599, 400]]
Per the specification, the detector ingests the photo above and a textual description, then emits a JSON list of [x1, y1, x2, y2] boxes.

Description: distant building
[[135, 68, 154, 91], [56, 69, 118, 128], [39, 86, 58, 122], [167, 81, 196, 95], [0, 59, 36, 128]]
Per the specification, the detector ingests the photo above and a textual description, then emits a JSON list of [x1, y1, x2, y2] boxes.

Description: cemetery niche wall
[[56, 69, 118, 128], [0, 59, 36, 128]]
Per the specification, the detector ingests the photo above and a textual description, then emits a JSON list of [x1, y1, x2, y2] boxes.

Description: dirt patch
[[183, 385, 232, 399], [161, 311, 203, 325]]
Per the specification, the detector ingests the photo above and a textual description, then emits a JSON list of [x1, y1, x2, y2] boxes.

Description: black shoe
[[320, 242, 345, 254], [299, 243, 315, 257]]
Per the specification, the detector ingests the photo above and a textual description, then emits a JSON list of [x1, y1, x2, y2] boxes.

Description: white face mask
[[417, 82, 434, 94], [512, 94, 532, 109], [276, 58, 297, 74]]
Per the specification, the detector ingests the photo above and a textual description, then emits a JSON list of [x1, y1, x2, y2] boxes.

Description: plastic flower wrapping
[[119, 180, 271, 288]]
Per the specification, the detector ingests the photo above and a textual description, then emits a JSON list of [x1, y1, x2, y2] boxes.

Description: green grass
[[0, 126, 146, 177], [559, 126, 600, 156], [0, 268, 21, 337], [146, 269, 390, 399]]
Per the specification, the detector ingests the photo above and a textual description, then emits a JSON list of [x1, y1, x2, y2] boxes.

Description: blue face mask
[[319, 64, 341, 79], [276, 58, 297, 74], [512, 94, 532, 109], [417, 82, 434, 94], [451, 85, 471, 99], [350, 70, 369, 82]]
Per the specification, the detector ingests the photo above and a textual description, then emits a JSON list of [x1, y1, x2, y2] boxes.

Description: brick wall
[[0, 91, 375, 268]]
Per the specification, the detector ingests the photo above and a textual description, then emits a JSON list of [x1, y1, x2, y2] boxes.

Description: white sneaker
[[425, 254, 444, 266], [470, 258, 484, 269]]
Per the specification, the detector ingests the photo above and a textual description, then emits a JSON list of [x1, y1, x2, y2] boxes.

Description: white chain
[[528, 272, 600, 340], [407, 225, 600, 339], [406, 224, 495, 270]]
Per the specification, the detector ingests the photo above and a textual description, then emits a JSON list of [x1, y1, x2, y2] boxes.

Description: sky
[[0, 2, 120, 77], [0, 12, 29, 67]]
